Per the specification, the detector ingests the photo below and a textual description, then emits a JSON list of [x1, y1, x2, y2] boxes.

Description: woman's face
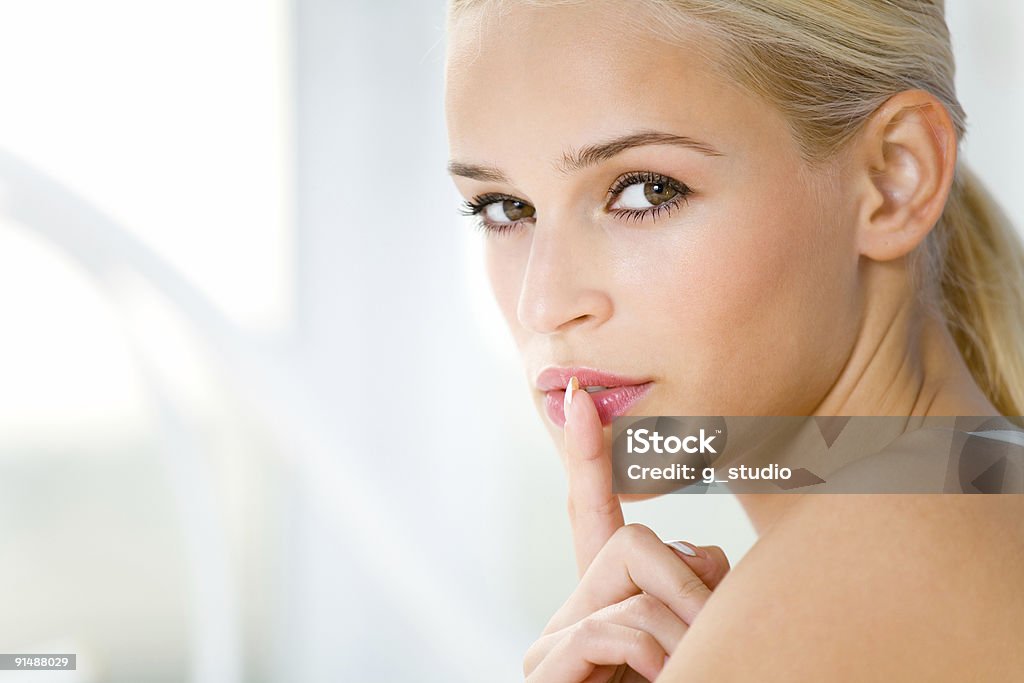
[[445, 1, 861, 445]]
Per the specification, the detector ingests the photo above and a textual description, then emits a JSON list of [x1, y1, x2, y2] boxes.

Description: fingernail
[[666, 540, 700, 557], [563, 376, 579, 425]]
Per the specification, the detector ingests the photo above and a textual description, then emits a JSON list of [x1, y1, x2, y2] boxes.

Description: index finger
[[564, 376, 625, 577]]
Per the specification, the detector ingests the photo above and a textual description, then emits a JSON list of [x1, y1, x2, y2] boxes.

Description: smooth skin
[[445, 1, 1024, 680]]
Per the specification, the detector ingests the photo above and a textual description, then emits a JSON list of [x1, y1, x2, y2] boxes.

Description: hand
[[523, 379, 731, 682]]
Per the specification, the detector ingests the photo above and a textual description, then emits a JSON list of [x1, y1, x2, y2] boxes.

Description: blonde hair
[[448, 0, 1024, 415]]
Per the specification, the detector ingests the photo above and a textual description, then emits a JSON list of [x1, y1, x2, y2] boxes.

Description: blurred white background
[[0, 1, 1020, 681]]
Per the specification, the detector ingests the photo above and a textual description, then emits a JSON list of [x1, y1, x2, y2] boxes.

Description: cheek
[[484, 237, 530, 344], [636, 186, 858, 412]]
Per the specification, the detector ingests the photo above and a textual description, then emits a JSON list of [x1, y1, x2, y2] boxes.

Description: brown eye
[[614, 179, 679, 209], [503, 199, 534, 221], [484, 198, 535, 222], [643, 181, 678, 206], [608, 172, 690, 222]]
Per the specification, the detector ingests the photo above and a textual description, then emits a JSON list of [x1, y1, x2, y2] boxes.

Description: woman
[[444, 1, 1024, 680]]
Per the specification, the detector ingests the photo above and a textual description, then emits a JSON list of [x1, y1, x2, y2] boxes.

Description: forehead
[[445, 1, 775, 166]]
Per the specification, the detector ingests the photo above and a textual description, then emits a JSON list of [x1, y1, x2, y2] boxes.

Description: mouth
[[535, 366, 654, 428]]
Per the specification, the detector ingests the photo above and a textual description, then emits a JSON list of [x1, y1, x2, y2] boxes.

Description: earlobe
[[853, 90, 958, 262]]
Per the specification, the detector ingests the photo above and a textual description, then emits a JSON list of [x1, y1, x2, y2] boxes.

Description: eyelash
[[458, 193, 530, 237], [606, 171, 692, 225], [459, 171, 692, 237]]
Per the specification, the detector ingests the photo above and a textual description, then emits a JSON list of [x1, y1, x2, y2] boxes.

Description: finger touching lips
[[565, 377, 625, 578]]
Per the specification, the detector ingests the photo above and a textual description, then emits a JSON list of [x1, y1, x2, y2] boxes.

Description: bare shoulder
[[660, 494, 1024, 681]]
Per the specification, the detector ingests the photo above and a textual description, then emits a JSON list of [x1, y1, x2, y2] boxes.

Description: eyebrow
[[447, 129, 724, 182], [446, 161, 511, 183]]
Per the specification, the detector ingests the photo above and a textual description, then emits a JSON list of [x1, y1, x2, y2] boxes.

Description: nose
[[515, 217, 613, 335]]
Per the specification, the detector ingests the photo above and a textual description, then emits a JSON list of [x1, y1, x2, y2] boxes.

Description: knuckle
[[567, 491, 620, 521], [618, 593, 664, 632], [673, 573, 709, 602], [627, 628, 659, 657], [613, 522, 653, 550], [596, 494, 625, 519], [571, 617, 601, 644], [630, 592, 663, 622]]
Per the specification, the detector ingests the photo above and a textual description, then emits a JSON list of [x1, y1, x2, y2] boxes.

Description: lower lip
[[544, 383, 653, 428]]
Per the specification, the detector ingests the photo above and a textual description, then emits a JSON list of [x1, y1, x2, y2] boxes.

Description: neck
[[735, 268, 1000, 535]]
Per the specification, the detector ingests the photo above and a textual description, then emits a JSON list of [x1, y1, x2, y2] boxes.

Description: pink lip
[[535, 366, 654, 428]]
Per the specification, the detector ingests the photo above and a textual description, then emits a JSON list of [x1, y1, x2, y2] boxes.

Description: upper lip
[[535, 366, 653, 392]]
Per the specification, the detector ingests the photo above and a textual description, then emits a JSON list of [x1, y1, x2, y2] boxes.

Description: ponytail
[[934, 164, 1024, 416]]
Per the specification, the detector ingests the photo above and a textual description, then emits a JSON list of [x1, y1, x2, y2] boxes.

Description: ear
[[851, 89, 958, 261]]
